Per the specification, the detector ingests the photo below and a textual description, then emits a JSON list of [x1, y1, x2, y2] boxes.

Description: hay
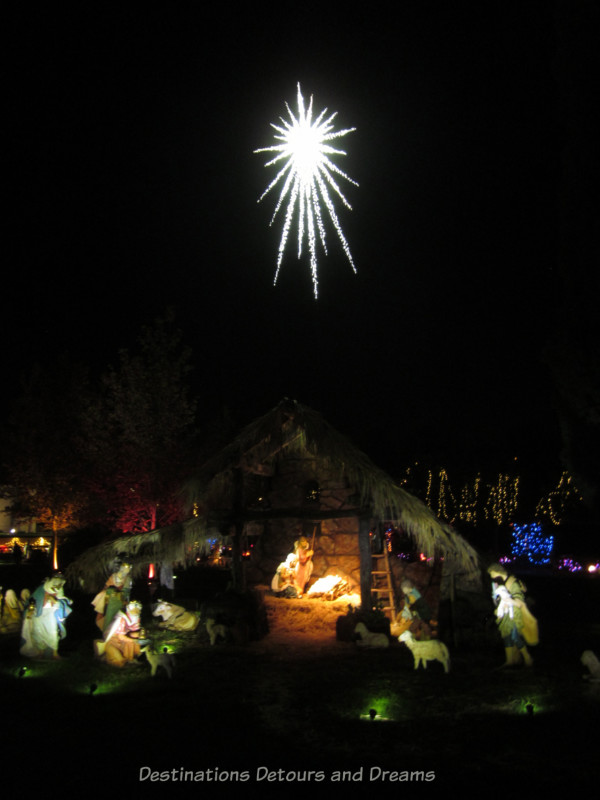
[[261, 592, 354, 644]]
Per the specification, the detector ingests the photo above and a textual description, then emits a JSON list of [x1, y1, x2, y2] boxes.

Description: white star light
[[255, 83, 358, 298]]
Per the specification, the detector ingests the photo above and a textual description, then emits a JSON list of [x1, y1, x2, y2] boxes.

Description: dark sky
[[5, 3, 596, 481]]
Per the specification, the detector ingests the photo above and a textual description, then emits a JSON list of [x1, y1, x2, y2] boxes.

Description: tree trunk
[[52, 520, 59, 571], [230, 468, 245, 591]]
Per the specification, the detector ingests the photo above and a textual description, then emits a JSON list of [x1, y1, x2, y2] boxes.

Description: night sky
[[5, 3, 597, 483]]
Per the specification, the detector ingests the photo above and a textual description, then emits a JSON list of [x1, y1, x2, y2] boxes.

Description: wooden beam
[[231, 467, 245, 591], [206, 506, 364, 526], [358, 514, 373, 610]]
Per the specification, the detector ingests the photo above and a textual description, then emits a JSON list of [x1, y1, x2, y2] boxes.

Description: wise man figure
[[101, 600, 146, 667], [91, 561, 133, 632]]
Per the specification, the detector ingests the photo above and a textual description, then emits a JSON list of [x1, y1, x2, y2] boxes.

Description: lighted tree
[[81, 311, 199, 534], [510, 522, 554, 565], [483, 474, 520, 526], [400, 459, 587, 536], [1, 355, 90, 568], [37, 495, 85, 570], [458, 474, 481, 526], [398, 462, 522, 529], [535, 471, 582, 526], [436, 468, 457, 524]]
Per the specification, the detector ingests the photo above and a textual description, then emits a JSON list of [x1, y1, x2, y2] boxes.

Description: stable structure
[[68, 399, 479, 612]]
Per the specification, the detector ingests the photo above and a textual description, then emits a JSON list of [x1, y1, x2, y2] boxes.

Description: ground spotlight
[[360, 707, 392, 722], [89, 682, 98, 695], [17, 666, 28, 678], [525, 702, 534, 717]]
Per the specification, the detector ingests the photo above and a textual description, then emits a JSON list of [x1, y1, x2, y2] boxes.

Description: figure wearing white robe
[[20, 576, 72, 659]]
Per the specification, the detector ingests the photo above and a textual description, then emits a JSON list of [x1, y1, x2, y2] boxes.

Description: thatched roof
[[65, 516, 215, 592], [67, 398, 479, 590], [184, 398, 478, 566]]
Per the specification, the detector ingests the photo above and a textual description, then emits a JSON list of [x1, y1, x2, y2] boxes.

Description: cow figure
[[152, 599, 200, 632]]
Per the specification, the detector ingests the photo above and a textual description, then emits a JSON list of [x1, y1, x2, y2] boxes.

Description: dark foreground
[[1, 568, 598, 796]]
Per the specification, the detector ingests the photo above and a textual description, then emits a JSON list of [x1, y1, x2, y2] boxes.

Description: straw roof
[[67, 398, 479, 590], [65, 516, 214, 592], [184, 399, 478, 566]]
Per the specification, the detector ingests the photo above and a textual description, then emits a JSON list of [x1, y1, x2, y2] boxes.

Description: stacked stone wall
[[242, 458, 361, 588]]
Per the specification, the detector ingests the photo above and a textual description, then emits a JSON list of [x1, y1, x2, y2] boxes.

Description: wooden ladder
[[371, 548, 396, 620]]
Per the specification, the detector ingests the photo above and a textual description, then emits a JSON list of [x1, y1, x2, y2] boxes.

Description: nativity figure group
[[270, 536, 314, 598], [1, 544, 543, 674]]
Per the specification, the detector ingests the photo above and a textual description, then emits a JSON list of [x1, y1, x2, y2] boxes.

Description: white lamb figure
[[398, 631, 450, 673], [494, 585, 516, 619], [354, 621, 390, 649]]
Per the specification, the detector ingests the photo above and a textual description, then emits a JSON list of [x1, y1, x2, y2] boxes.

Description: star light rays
[[255, 83, 358, 298]]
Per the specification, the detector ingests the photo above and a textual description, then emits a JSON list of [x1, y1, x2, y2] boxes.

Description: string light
[[510, 522, 554, 565], [484, 474, 519, 526], [556, 557, 583, 573], [458, 474, 481, 525], [536, 471, 582, 526], [437, 469, 457, 524], [425, 469, 434, 509], [399, 464, 581, 532]]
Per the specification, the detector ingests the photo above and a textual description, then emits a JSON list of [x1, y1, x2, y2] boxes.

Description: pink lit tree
[[81, 310, 199, 534]]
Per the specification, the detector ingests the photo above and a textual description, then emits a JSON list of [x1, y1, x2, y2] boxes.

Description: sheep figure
[[398, 630, 450, 673], [354, 621, 390, 649], [581, 650, 600, 682]]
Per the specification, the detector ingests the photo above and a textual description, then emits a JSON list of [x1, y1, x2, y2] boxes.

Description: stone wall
[[243, 516, 361, 589], [242, 457, 361, 589], [312, 518, 361, 589]]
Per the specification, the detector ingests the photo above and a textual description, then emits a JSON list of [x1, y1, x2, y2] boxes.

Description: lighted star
[[255, 83, 358, 298]]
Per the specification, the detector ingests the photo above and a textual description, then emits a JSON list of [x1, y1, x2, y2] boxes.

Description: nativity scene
[[65, 399, 481, 648]]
